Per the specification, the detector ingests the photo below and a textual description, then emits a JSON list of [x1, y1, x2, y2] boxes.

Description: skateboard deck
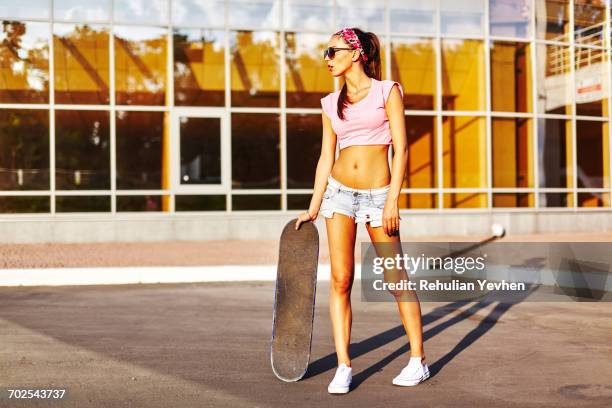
[[270, 218, 319, 382]]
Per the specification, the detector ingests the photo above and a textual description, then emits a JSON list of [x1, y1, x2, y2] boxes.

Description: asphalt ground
[[1, 233, 612, 406], [1, 281, 612, 407]]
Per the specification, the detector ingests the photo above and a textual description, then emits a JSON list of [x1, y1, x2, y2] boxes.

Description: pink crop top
[[320, 78, 404, 150]]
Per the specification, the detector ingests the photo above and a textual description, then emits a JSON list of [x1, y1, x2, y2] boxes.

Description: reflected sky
[[440, 0, 485, 36], [54, 0, 111, 22], [228, 0, 280, 29], [390, 0, 435, 34], [173, 0, 225, 26], [114, 0, 169, 25], [288, 32, 329, 56], [336, 0, 384, 32], [284, 0, 332, 31], [113, 25, 168, 42], [489, 0, 531, 38], [0, 0, 49, 19]]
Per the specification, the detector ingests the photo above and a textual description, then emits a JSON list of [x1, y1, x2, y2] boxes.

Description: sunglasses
[[323, 46, 354, 60]]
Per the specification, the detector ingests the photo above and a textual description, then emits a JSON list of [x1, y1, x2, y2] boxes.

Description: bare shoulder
[[381, 79, 403, 105]]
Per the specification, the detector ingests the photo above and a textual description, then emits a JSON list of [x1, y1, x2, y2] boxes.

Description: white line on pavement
[[0, 264, 363, 286]]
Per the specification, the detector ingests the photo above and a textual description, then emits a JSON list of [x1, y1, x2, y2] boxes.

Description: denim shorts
[[319, 174, 391, 227]]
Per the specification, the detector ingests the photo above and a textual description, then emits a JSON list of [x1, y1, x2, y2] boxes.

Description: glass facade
[[0, 0, 611, 214]]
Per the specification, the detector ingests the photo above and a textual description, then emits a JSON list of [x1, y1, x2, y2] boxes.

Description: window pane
[[116, 111, 165, 189], [574, 0, 605, 47], [575, 47, 608, 117], [538, 118, 572, 188], [406, 116, 436, 188], [232, 194, 280, 210], [285, 32, 334, 108], [56, 195, 110, 212], [389, 0, 435, 35], [442, 116, 486, 188], [228, 0, 280, 29], [336, 0, 385, 33], [284, 0, 333, 31], [536, 44, 571, 114], [539, 192, 573, 207], [175, 195, 225, 211], [576, 120, 609, 189], [490, 41, 532, 113], [117, 195, 166, 211], [287, 194, 311, 210], [230, 31, 280, 108], [180, 117, 221, 185], [0, 22, 49, 103], [287, 114, 321, 189], [54, 24, 110, 105], [172, 0, 225, 27], [493, 193, 534, 208], [0, 196, 49, 213], [400, 193, 438, 209], [441, 39, 485, 111], [54, 0, 111, 22], [490, 0, 531, 38], [578, 192, 609, 207], [55, 110, 110, 190], [443, 193, 487, 208], [440, 0, 484, 36], [492, 118, 533, 188], [174, 29, 224, 106], [114, 0, 169, 25], [0, 1, 49, 19], [536, 0, 570, 42], [0, 109, 49, 190], [232, 113, 280, 189], [391, 38, 435, 110], [114, 26, 167, 106]]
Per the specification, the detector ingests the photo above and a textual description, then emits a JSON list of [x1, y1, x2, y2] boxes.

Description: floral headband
[[334, 27, 368, 62]]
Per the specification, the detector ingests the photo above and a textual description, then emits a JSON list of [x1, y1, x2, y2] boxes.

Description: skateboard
[[270, 218, 319, 382]]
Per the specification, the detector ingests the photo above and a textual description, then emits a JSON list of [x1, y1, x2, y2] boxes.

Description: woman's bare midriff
[[330, 144, 391, 189]]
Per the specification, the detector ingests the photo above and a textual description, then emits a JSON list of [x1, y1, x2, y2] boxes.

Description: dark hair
[[336, 28, 382, 120]]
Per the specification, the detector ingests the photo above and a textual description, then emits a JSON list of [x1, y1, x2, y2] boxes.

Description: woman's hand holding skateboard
[[295, 210, 317, 230]]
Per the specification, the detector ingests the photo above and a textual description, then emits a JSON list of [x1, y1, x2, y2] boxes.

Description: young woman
[[294, 27, 429, 394]]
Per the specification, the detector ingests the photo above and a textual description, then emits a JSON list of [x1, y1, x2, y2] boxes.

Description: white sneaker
[[328, 363, 352, 394], [392, 356, 430, 386]]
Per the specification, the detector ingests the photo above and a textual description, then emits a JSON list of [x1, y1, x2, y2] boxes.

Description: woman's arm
[[383, 84, 408, 235], [309, 111, 337, 215], [295, 111, 337, 229]]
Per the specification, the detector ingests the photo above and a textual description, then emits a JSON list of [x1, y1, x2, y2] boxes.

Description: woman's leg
[[365, 223, 426, 362], [325, 212, 358, 367]]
